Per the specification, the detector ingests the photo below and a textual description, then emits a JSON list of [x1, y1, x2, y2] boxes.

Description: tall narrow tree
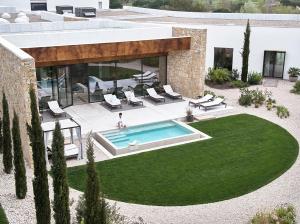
[[51, 122, 70, 224], [27, 85, 51, 224], [241, 20, 251, 83], [84, 133, 103, 224], [2, 93, 12, 174], [12, 111, 27, 199], [0, 118, 3, 154]]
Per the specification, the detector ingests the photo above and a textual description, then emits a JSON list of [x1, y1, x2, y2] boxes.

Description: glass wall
[[263, 51, 285, 78], [214, 48, 233, 71], [36, 55, 167, 109]]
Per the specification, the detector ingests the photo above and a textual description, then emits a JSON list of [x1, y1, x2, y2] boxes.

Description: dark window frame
[[213, 47, 234, 71], [262, 50, 286, 79]]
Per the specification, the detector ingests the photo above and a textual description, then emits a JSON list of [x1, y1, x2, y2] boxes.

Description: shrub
[[252, 88, 266, 108], [265, 97, 276, 111], [251, 204, 296, 224], [248, 72, 262, 85], [238, 88, 253, 106], [288, 67, 300, 77], [290, 81, 300, 94], [229, 69, 240, 81], [276, 106, 290, 119], [203, 90, 216, 97], [230, 80, 249, 88], [207, 68, 231, 84]]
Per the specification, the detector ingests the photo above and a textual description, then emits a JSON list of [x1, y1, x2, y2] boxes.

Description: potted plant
[[186, 106, 194, 122], [288, 67, 300, 82]]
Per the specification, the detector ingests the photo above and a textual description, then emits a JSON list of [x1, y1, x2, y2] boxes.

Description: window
[[31, 3, 47, 11], [98, 1, 103, 9], [214, 48, 233, 71]]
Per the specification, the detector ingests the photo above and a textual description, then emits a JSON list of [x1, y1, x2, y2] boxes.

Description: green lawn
[[67, 114, 299, 206], [0, 205, 8, 224]]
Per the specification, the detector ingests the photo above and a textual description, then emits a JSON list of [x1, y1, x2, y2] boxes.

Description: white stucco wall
[[46, 0, 109, 11], [0, 0, 31, 11], [204, 25, 300, 80], [174, 24, 300, 80]]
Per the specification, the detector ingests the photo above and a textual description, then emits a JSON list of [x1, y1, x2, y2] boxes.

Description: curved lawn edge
[[67, 114, 299, 206], [0, 204, 9, 224]]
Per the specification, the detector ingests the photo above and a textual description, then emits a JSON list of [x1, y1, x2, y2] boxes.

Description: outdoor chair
[[199, 97, 227, 111], [47, 101, 66, 117], [146, 88, 165, 102], [104, 94, 122, 109], [133, 71, 152, 79], [189, 94, 214, 107], [124, 91, 143, 106], [135, 73, 157, 82], [163, 85, 182, 99]]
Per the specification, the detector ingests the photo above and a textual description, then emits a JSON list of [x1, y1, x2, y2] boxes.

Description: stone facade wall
[[0, 38, 36, 167], [167, 27, 207, 98]]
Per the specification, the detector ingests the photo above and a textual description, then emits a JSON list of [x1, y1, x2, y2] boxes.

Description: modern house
[[0, 6, 299, 165]]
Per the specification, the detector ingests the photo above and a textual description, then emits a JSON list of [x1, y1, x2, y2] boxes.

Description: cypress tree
[[51, 122, 70, 224], [241, 20, 251, 83], [12, 111, 27, 199], [27, 85, 51, 224], [0, 118, 3, 154], [84, 133, 103, 224], [2, 93, 12, 174]]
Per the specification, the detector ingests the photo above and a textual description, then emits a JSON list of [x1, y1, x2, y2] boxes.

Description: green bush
[[203, 90, 216, 97], [230, 80, 249, 88], [207, 68, 231, 84], [229, 69, 240, 81], [238, 88, 253, 106], [290, 80, 300, 94], [251, 204, 296, 224], [248, 72, 262, 85], [252, 88, 266, 108], [288, 67, 300, 77], [276, 106, 290, 119]]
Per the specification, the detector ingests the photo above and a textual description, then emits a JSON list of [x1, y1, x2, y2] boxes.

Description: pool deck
[[64, 97, 232, 135], [61, 97, 232, 166]]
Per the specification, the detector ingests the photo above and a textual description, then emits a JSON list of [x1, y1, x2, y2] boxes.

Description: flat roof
[[5, 13, 49, 23], [123, 16, 300, 28]]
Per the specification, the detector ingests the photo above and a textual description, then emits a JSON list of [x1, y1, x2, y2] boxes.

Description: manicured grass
[[0, 204, 8, 224], [67, 114, 299, 206]]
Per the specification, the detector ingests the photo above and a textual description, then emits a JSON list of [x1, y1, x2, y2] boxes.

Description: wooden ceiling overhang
[[22, 36, 191, 67]]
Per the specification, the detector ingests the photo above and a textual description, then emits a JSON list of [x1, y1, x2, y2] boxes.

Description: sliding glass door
[[263, 51, 286, 78]]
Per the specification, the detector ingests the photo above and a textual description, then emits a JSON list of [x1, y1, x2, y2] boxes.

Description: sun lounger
[[135, 73, 157, 82], [47, 143, 79, 158], [133, 71, 152, 79], [104, 94, 122, 109], [199, 97, 227, 111], [146, 88, 165, 102], [47, 101, 66, 116], [189, 94, 214, 107], [124, 91, 143, 106], [163, 85, 182, 99]]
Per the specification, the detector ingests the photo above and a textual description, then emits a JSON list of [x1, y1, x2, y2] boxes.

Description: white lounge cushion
[[48, 101, 65, 115], [136, 73, 157, 80], [190, 94, 213, 104], [201, 97, 224, 107], [104, 94, 121, 106], [133, 71, 152, 78], [147, 88, 164, 99], [163, 85, 181, 97], [64, 144, 79, 157]]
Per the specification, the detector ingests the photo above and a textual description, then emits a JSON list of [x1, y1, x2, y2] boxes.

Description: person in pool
[[117, 112, 126, 129]]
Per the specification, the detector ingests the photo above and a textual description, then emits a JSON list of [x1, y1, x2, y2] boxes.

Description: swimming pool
[[94, 120, 208, 155]]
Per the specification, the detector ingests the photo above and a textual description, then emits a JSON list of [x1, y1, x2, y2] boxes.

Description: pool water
[[102, 121, 193, 149]]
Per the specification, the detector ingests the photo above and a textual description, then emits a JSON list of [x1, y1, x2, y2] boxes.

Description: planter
[[186, 115, 194, 122], [289, 76, 298, 82]]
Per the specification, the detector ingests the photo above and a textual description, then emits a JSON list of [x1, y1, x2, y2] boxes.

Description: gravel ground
[[0, 80, 299, 224]]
